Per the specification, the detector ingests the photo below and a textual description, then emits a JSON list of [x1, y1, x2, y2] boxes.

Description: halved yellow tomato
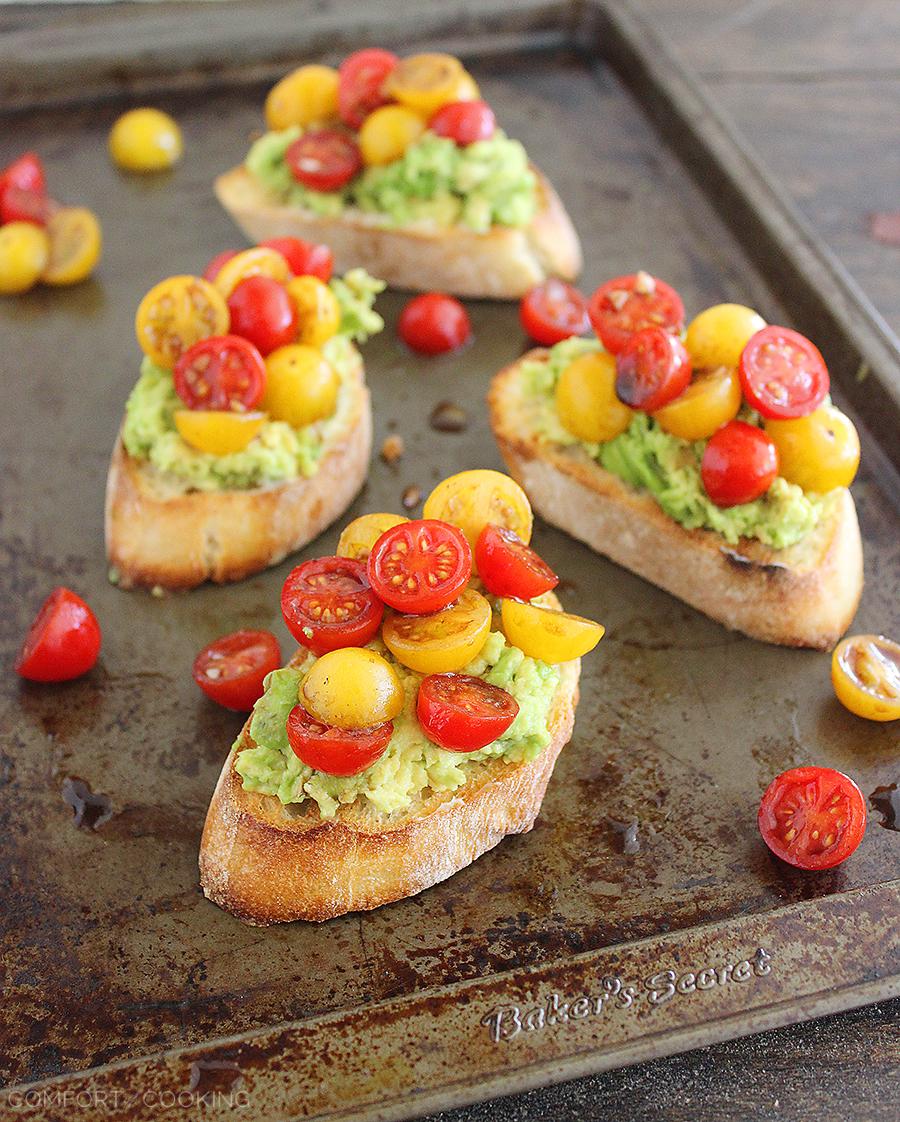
[[41, 206, 102, 286], [359, 105, 426, 166], [301, 647, 404, 729], [382, 588, 491, 674], [263, 344, 338, 427], [135, 275, 230, 369], [501, 599, 604, 663], [555, 352, 633, 442], [652, 365, 741, 442], [832, 634, 900, 722], [213, 247, 291, 298], [423, 470, 533, 551], [684, 303, 766, 370], [764, 405, 860, 492], [174, 409, 266, 454], [265, 64, 340, 130], [0, 222, 49, 295], [286, 275, 341, 347], [385, 53, 474, 115], [337, 513, 409, 561]]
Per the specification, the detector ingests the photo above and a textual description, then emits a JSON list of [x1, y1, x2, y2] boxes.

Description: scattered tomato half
[[173, 334, 266, 411], [430, 100, 496, 145], [588, 272, 685, 354], [615, 326, 692, 412], [287, 704, 392, 776], [700, 420, 779, 507], [338, 48, 398, 130], [227, 275, 298, 356], [286, 129, 362, 192], [368, 519, 472, 614], [0, 222, 49, 295], [397, 292, 471, 355], [417, 673, 519, 752], [16, 587, 101, 683], [192, 629, 280, 711], [832, 634, 900, 722], [281, 556, 384, 656], [382, 588, 491, 674], [520, 280, 590, 347], [260, 237, 334, 281], [739, 325, 830, 420], [475, 525, 558, 601], [202, 249, 238, 282], [41, 206, 102, 286], [758, 766, 866, 870]]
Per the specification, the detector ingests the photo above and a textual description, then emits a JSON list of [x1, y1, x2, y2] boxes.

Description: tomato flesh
[[417, 673, 519, 752], [758, 766, 866, 870], [739, 325, 830, 419], [227, 275, 298, 357], [287, 704, 392, 776], [260, 237, 334, 281], [429, 100, 496, 145], [520, 280, 590, 347], [16, 587, 101, 682], [368, 519, 472, 614], [286, 129, 362, 192], [338, 48, 398, 130], [701, 419, 779, 507], [588, 272, 685, 354], [397, 292, 471, 355], [615, 326, 692, 412], [475, 525, 558, 600], [281, 556, 384, 655], [202, 249, 238, 282], [173, 334, 267, 411], [192, 629, 281, 711]]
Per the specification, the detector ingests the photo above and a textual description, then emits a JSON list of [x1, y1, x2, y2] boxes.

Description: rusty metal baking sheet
[[1, 4, 898, 1120]]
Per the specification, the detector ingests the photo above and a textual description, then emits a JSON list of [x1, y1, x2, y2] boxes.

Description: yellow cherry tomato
[[652, 365, 742, 442], [382, 589, 491, 674], [423, 470, 533, 552], [337, 513, 409, 562], [832, 634, 900, 721], [455, 71, 481, 101], [286, 275, 341, 346], [765, 405, 860, 492], [555, 352, 633, 442], [501, 599, 604, 663], [385, 53, 473, 116], [108, 108, 183, 172], [174, 410, 266, 455], [0, 222, 49, 295], [135, 275, 230, 369], [263, 344, 338, 427], [300, 647, 404, 729], [41, 207, 102, 286], [684, 303, 766, 370], [358, 104, 426, 167], [265, 64, 340, 130], [213, 246, 290, 298]]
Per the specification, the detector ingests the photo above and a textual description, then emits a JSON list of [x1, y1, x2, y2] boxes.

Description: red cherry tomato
[[588, 273, 685, 355], [286, 129, 362, 192], [519, 280, 590, 347], [615, 326, 692, 412], [281, 556, 384, 656], [287, 704, 392, 776], [1, 152, 46, 197], [701, 419, 779, 507], [429, 100, 496, 145], [259, 237, 334, 281], [397, 293, 471, 355], [202, 249, 238, 282], [417, 673, 519, 752], [0, 153, 49, 226], [226, 276, 298, 356], [758, 766, 866, 870], [739, 325, 830, 420], [475, 525, 559, 600], [368, 519, 472, 615], [15, 587, 101, 683], [173, 334, 267, 411], [338, 48, 398, 129], [192, 629, 281, 711]]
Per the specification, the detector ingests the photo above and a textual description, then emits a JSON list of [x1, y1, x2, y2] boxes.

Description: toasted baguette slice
[[214, 164, 582, 299], [489, 351, 863, 650], [105, 352, 371, 591], [200, 645, 580, 925]]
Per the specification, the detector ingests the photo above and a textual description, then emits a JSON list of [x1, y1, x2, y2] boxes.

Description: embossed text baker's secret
[[481, 947, 772, 1043]]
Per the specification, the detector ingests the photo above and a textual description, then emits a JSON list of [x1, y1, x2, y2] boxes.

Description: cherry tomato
[[213, 246, 290, 298], [281, 557, 384, 656], [338, 48, 398, 130], [397, 292, 471, 355], [588, 272, 685, 355], [285, 275, 341, 347], [758, 766, 866, 870], [555, 351, 633, 442], [260, 237, 333, 281], [739, 325, 830, 419], [475, 525, 558, 601], [832, 634, 900, 722], [41, 206, 102, 287], [264, 64, 340, 131], [615, 326, 692, 412], [0, 152, 46, 198], [227, 276, 298, 356], [108, 108, 182, 172], [386, 53, 472, 116], [417, 673, 519, 752], [135, 275, 230, 369], [16, 587, 101, 683], [174, 410, 266, 454], [173, 334, 266, 411], [359, 105, 425, 167], [286, 129, 362, 192], [287, 704, 392, 776], [202, 249, 238, 282], [300, 648, 403, 729], [367, 519, 472, 614], [263, 344, 338, 427], [430, 100, 496, 145], [520, 280, 590, 347], [0, 153, 48, 225], [700, 420, 779, 507], [652, 365, 742, 442], [424, 470, 533, 552], [500, 599, 604, 663], [0, 222, 49, 295], [764, 405, 860, 492], [337, 513, 409, 562], [192, 629, 281, 711], [684, 303, 766, 370], [382, 588, 491, 674]]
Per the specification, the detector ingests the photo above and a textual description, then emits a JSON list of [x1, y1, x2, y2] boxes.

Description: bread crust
[[214, 164, 582, 299], [105, 353, 371, 590], [488, 351, 863, 650]]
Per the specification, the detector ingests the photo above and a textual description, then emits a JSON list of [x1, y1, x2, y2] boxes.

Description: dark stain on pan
[[61, 776, 114, 830], [870, 785, 900, 831]]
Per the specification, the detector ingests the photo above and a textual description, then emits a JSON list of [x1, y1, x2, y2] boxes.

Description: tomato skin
[[700, 420, 779, 507], [764, 405, 860, 492], [368, 519, 472, 614], [417, 674, 519, 752], [429, 100, 496, 145], [338, 48, 398, 130], [475, 525, 558, 600], [286, 129, 362, 192], [173, 334, 267, 411], [227, 276, 298, 356], [202, 249, 238, 282], [520, 280, 590, 347], [174, 409, 266, 454], [135, 275, 230, 370], [739, 325, 830, 419], [424, 469, 533, 552], [0, 153, 48, 225], [260, 237, 333, 281], [0, 152, 46, 198], [16, 588, 101, 683], [281, 557, 384, 656], [338, 513, 409, 562], [108, 108, 182, 172], [192, 630, 281, 711], [652, 364, 741, 442], [287, 704, 392, 776], [588, 272, 685, 354], [500, 599, 604, 663], [0, 222, 49, 294], [556, 351, 633, 442], [615, 326, 692, 412], [301, 648, 403, 729], [832, 634, 900, 722], [398, 293, 471, 355], [382, 588, 491, 674], [758, 766, 866, 870]]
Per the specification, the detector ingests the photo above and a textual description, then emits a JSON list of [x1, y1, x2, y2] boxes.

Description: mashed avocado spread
[[245, 128, 538, 234], [121, 269, 384, 492], [235, 631, 560, 819], [521, 337, 825, 550]]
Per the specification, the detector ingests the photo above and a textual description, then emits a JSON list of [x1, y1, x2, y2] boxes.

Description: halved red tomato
[[417, 673, 519, 751], [260, 237, 334, 281], [475, 525, 558, 601], [588, 272, 685, 354], [758, 766, 866, 870], [338, 48, 398, 129], [519, 280, 590, 347], [739, 325, 830, 419], [192, 629, 281, 711], [615, 326, 692, 412], [15, 587, 101, 683], [367, 519, 471, 614], [281, 556, 384, 655], [287, 704, 392, 776], [286, 129, 362, 192], [700, 419, 779, 507], [173, 334, 266, 411]]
